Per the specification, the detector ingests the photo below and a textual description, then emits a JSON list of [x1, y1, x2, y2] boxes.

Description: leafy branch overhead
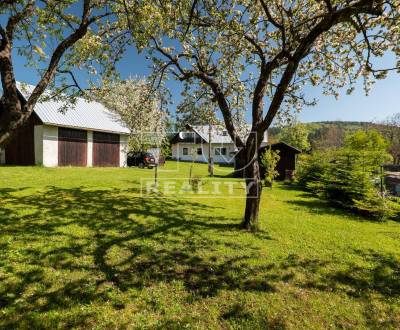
[[124, 0, 399, 140], [0, 0, 128, 146]]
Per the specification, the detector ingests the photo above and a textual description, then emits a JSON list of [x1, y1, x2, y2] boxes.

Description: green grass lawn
[[1, 161, 400, 329]]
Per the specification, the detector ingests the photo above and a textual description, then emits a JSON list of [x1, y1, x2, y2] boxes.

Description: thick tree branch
[[27, 0, 92, 108], [260, 0, 384, 132]]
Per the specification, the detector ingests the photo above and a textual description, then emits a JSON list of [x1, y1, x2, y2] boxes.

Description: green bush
[[260, 147, 280, 188], [297, 147, 398, 221], [297, 151, 331, 190]]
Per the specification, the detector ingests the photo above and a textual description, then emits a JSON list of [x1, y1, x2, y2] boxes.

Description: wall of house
[[42, 125, 59, 167], [171, 142, 236, 164], [87, 131, 93, 167], [119, 134, 128, 167], [34, 125, 43, 165]]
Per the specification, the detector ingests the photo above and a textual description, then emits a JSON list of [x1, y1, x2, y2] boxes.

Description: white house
[[0, 83, 130, 167], [171, 125, 268, 164]]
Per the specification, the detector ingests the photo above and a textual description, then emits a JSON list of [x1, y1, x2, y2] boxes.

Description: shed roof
[[261, 142, 302, 153], [15, 82, 130, 135]]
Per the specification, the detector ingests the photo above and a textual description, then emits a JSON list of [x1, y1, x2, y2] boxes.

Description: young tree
[[260, 147, 280, 188], [277, 123, 310, 151], [344, 129, 389, 152], [380, 113, 400, 164], [0, 0, 125, 147], [93, 78, 168, 152], [121, 0, 399, 230]]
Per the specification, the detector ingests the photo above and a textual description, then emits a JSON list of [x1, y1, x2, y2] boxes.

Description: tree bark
[[242, 156, 262, 231]]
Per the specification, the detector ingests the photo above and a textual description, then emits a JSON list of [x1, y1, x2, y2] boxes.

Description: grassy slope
[[0, 162, 400, 329]]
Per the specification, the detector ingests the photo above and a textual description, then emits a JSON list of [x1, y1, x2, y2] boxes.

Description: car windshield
[[144, 153, 154, 157]]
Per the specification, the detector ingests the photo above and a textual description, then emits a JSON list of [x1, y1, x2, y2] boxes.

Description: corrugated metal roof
[[16, 82, 130, 135], [190, 125, 268, 144], [191, 125, 232, 143]]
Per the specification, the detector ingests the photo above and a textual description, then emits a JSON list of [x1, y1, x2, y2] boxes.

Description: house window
[[183, 147, 188, 155], [182, 132, 194, 139], [197, 148, 202, 155], [215, 147, 227, 156], [222, 130, 228, 136]]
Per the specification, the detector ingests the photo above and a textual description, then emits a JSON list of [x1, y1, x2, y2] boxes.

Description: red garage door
[[58, 128, 87, 166], [93, 131, 120, 167]]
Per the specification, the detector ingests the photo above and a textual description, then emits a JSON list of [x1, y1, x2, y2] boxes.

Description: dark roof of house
[[260, 142, 302, 153]]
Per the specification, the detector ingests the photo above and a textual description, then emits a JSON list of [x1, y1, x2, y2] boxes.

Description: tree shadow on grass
[[0, 185, 275, 327], [286, 195, 376, 222], [1, 186, 399, 327], [282, 185, 379, 222]]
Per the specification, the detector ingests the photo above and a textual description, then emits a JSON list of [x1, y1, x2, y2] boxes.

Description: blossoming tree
[[120, 0, 399, 230], [93, 78, 168, 152]]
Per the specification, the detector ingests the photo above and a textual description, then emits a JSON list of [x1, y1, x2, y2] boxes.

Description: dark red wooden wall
[[58, 127, 87, 166], [5, 113, 41, 165], [93, 131, 120, 167]]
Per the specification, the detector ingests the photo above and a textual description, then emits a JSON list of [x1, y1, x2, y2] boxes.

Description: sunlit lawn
[[1, 161, 400, 329]]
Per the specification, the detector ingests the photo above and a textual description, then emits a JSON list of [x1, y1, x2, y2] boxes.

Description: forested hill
[[268, 121, 378, 137], [268, 121, 396, 151]]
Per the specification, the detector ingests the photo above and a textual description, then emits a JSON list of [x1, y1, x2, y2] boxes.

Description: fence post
[[154, 164, 158, 187]]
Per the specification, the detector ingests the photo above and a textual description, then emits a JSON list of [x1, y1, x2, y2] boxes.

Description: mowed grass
[[1, 161, 400, 329]]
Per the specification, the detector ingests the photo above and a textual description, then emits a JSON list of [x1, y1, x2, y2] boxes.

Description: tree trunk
[[233, 148, 246, 178], [241, 157, 262, 231]]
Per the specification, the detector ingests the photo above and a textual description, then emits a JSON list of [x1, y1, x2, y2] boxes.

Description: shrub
[[297, 147, 398, 221], [190, 175, 203, 193], [297, 151, 332, 190], [260, 147, 280, 188]]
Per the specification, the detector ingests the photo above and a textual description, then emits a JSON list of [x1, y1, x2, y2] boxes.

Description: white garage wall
[[34, 125, 43, 165], [120, 134, 128, 167], [87, 131, 93, 167], [42, 125, 58, 167]]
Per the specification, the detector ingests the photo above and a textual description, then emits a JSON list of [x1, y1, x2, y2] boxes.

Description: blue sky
[[5, 16, 399, 125], [11, 46, 399, 124]]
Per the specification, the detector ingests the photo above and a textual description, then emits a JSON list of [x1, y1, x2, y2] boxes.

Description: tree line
[[269, 117, 400, 164]]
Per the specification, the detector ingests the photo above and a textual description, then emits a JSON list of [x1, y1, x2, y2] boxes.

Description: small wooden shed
[[259, 142, 301, 180]]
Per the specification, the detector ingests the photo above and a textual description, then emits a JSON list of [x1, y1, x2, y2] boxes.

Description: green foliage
[[344, 129, 389, 151], [271, 122, 394, 152], [260, 147, 280, 188], [297, 133, 396, 220], [297, 151, 332, 188], [276, 123, 310, 151]]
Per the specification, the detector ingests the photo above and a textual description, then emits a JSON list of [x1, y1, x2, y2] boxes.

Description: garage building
[[0, 83, 129, 167]]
